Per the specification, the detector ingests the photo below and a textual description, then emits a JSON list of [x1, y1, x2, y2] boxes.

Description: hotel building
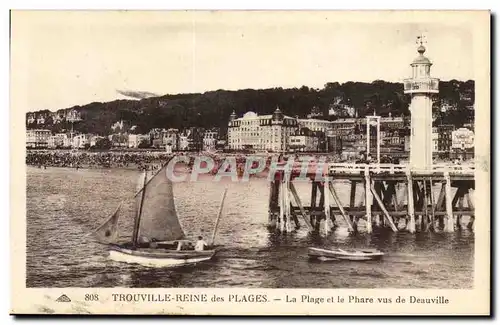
[[227, 108, 298, 152], [26, 129, 51, 148]]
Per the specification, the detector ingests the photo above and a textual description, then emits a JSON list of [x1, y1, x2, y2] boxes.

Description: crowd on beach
[[26, 150, 172, 170], [25, 149, 346, 171]]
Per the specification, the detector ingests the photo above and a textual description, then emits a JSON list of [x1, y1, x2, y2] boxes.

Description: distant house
[[203, 128, 219, 151], [288, 128, 320, 152], [72, 134, 90, 149], [66, 109, 82, 122], [36, 113, 46, 125], [26, 113, 36, 124], [149, 128, 166, 148], [47, 133, 69, 149], [163, 129, 180, 151], [128, 134, 150, 148]]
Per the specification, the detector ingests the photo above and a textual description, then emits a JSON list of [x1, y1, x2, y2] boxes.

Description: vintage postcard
[[10, 10, 490, 315]]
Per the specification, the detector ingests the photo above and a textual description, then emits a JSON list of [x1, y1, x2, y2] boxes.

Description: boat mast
[[132, 169, 148, 247], [210, 187, 228, 246]]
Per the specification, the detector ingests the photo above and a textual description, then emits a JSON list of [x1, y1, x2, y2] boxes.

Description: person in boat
[[195, 236, 208, 251], [149, 238, 158, 249], [173, 240, 192, 251], [138, 235, 150, 248]]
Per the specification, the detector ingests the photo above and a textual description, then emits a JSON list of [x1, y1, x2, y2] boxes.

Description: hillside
[[26, 79, 475, 136]]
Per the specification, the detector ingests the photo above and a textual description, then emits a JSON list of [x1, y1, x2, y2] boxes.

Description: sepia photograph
[[10, 10, 490, 315]]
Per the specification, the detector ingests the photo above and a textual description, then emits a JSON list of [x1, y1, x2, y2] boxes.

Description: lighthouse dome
[[412, 45, 431, 65], [412, 55, 431, 65]]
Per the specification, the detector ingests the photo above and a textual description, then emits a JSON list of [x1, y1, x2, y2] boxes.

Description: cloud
[[116, 89, 160, 99]]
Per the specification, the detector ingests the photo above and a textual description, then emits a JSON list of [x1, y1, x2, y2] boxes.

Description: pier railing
[[273, 162, 475, 176], [327, 163, 475, 175]]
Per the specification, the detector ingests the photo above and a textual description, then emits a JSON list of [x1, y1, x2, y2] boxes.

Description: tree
[[94, 138, 112, 150], [25, 80, 474, 135], [138, 140, 150, 149]]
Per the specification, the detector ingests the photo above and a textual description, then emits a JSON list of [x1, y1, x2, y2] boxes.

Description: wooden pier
[[268, 163, 475, 235]]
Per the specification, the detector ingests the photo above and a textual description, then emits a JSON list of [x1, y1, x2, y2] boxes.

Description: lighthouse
[[404, 35, 439, 170]]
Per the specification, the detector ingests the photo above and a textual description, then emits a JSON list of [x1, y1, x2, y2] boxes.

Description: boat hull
[[308, 247, 384, 261], [109, 246, 216, 268]]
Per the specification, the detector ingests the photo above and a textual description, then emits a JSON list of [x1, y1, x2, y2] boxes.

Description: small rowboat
[[308, 247, 384, 261]]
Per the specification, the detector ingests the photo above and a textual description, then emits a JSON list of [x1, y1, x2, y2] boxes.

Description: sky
[[11, 11, 476, 113]]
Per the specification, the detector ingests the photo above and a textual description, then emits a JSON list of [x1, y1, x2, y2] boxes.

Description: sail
[[92, 204, 121, 244], [136, 165, 185, 242]]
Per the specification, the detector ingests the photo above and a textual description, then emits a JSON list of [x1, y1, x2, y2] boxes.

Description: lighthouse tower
[[404, 35, 439, 170]]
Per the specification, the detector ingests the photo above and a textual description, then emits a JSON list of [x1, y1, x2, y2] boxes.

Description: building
[[111, 120, 126, 132], [89, 135, 106, 147], [66, 109, 82, 122], [452, 128, 474, 151], [288, 128, 320, 152], [327, 135, 342, 154], [436, 124, 455, 153], [331, 118, 358, 131], [203, 128, 219, 151], [164, 129, 180, 152], [26, 129, 51, 148], [26, 113, 36, 124], [149, 128, 166, 148], [109, 133, 128, 148], [47, 133, 69, 149], [186, 127, 204, 151], [216, 139, 227, 150], [432, 127, 439, 152], [36, 113, 46, 125], [128, 134, 150, 148], [50, 110, 67, 124], [228, 108, 299, 152], [463, 123, 474, 132], [297, 118, 333, 133], [450, 127, 474, 161], [72, 134, 90, 149], [381, 129, 404, 145], [378, 115, 405, 130], [307, 106, 324, 119], [179, 134, 189, 151]]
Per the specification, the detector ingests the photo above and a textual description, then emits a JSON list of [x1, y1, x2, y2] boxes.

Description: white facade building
[[26, 113, 36, 124], [48, 133, 69, 149], [26, 129, 51, 148], [163, 129, 179, 151], [297, 119, 333, 133], [66, 109, 82, 122], [128, 134, 150, 148], [432, 127, 439, 152], [72, 134, 90, 149], [288, 135, 319, 152], [36, 114, 46, 125], [203, 129, 219, 151], [179, 135, 189, 151], [90, 136, 105, 147], [452, 128, 474, 150], [228, 108, 298, 152]]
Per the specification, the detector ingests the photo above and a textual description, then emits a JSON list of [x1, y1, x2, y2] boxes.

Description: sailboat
[[92, 162, 228, 268]]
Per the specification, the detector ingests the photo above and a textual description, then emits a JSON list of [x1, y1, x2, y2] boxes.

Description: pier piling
[[267, 163, 474, 236]]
